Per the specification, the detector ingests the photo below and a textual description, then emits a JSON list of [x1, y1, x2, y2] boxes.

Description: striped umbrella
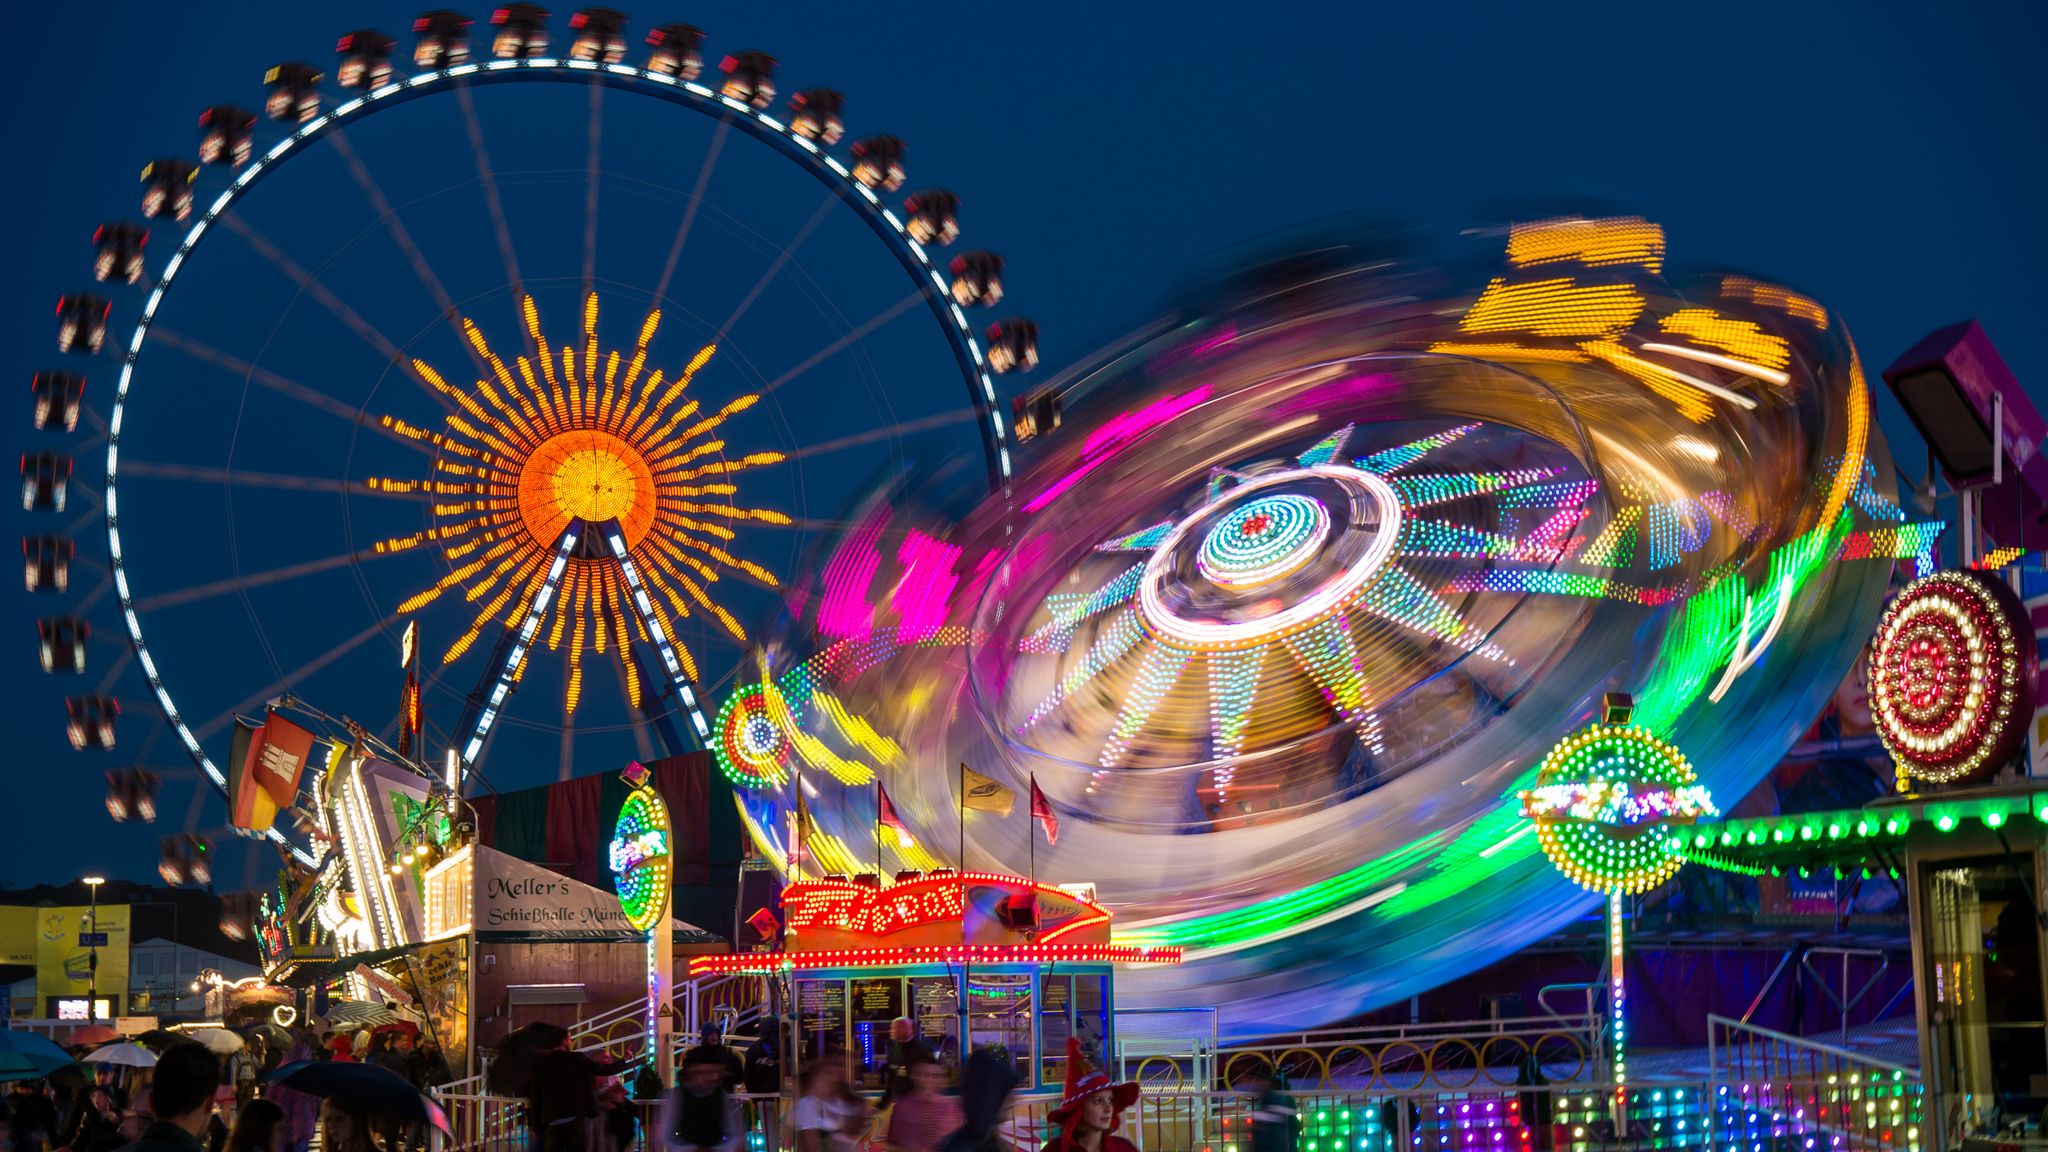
[[321, 1002, 399, 1027]]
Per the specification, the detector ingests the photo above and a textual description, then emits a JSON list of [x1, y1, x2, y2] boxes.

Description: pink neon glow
[[817, 503, 890, 641], [1023, 385, 1213, 514], [1143, 323, 1238, 375], [892, 530, 963, 641]]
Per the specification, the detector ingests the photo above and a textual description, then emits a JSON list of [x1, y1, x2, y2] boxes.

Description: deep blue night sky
[[4, 0, 2044, 891]]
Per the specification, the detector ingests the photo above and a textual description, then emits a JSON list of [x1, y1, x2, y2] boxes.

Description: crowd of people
[[3, 1016, 1300, 1152]]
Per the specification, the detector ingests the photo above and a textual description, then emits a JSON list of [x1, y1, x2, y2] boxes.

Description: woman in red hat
[[1040, 1039, 1139, 1152]]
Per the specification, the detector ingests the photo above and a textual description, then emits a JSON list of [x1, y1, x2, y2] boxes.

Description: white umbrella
[[187, 1029, 244, 1055], [82, 1043, 158, 1068]]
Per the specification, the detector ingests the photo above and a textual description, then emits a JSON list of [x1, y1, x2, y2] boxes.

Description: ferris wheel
[[26, 8, 1040, 858]]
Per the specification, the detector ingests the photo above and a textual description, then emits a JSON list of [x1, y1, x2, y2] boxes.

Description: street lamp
[[81, 876, 105, 1020]]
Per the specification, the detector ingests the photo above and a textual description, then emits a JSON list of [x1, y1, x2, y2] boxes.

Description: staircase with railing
[[1706, 1013, 1923, 1152]]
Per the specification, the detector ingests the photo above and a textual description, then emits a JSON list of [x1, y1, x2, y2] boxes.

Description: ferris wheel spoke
[[327, 129, 497, 386], [117, 461, 434, 501], [716, 191, 838, 340], [150, 327, 437, 455], [219, 215, 412, 370], [786, 406, 981, 461], [650, 116, 731, 306], [132, 548, 396, 614], [581, 77, 604, 301], [454, 79, 524, 301], [607, 649, 657, 762], [95, 644, 137, 696], [72, 572, 114, 616], [758, 289, 926, 399], [191, 609, 403, 744]]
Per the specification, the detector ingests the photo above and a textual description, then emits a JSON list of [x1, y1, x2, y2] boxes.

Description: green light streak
[[1113, 831, 1444, 949]]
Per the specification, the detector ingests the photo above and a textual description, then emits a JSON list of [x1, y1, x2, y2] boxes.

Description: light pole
[[82, 876, 105, 1020]]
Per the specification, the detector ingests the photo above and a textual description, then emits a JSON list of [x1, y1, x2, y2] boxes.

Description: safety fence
[[439, 1073, 1925, 1152], [1205, 1012, 1603, 1092]]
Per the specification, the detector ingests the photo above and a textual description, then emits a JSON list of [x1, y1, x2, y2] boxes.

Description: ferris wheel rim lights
[[1869, 569, 2034, 784], [99, 55, 1014, 850], [1136, 464, 1403, 650]]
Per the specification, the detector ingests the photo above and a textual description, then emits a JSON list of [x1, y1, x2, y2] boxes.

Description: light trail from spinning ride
[[716, 217, 1940, 1035]]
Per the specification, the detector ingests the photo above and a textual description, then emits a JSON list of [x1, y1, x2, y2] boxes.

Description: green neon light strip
[[1689, 791, 2048, 858]]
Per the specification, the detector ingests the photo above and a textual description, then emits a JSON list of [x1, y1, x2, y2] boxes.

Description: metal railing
[[438, 1074, 1926, 1152], [1211, 1011, 1603, 1091]]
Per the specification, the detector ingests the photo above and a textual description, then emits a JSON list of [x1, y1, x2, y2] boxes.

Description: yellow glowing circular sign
[[518, 429, 658, 549]]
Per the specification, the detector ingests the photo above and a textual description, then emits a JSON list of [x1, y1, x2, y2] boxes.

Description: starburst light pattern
[[370, 293, 790, 716]]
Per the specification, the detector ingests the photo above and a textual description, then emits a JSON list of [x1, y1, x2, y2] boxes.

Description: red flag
[[1030, 776, 1059, 847], [877, 784, 911, 848]]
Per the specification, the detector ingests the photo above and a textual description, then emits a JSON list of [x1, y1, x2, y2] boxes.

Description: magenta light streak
[[892, 530, 963, 641], [817, 503, 890, 641], [1023, 385, 1213, 514]]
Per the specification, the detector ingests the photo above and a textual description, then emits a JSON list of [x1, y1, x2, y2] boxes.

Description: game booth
[[688, 870, 1181, 1091], [256, 751, 728, 1078]]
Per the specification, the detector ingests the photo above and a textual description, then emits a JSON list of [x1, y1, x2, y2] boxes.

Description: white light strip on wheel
[[457, 526, 579, 766], [106, 58, 1009, 858], [603, 526, 712, 740]]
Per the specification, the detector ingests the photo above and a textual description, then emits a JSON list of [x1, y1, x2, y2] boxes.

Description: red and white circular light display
[[1869, 569, 2037, 784]]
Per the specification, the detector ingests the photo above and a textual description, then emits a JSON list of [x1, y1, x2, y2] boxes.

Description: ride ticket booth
[[686, 870, 1181, 1092]]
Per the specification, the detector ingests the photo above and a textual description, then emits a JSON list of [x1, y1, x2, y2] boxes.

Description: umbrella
[[83, 1043, 159, 1068], [132, 1029, 181, 1051], [486, 1021, 567, 1096], [266, 1061, 451, 1132], [322, 1002, 399, 1027], [188, 1028, 245, 1055], [0, 1030, 81, 1083], [67, 1025, 121, 1046], [244, 1023, 294, 1053]]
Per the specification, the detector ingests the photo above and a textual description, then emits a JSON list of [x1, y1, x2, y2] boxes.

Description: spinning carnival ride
[[29, 11, 1039, 861], [718, 218, 1939, 1035]]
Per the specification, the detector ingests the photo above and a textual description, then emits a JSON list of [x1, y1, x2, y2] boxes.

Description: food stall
[[687, 870, 1180, 1091]]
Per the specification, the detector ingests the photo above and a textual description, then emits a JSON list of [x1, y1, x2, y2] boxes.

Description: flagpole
[[875, 778, 883, 879], [1028, 773, 1037, 894], [958, 762, 966, 872]]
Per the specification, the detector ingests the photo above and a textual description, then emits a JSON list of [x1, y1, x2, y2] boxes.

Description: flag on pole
[[877, 784, 911, 848], [792, 787, 812, 870], [1030, 775, 1059, 847], [960, 764, 1016, 816]]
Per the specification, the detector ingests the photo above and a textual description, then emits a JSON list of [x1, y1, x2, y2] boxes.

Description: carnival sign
[[610, 768, 673, 932]]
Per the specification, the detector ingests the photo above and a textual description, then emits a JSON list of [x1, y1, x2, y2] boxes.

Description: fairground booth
[[256, 749, 737, 1077], [688, 870, 1180, 1092]]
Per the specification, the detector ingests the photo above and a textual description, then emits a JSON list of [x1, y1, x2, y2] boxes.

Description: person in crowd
[[60, 1066, 130, 1151], [413, 1038, 453, 1090], [1238, 1067, 1297, 1152], [114, 1100, 153, 1145], [529, 1033, 623, 1152], [10, 1079, 60, 1152], [365, 1034, 414, 1152], [937, 1049, 1019, 1152], [884, 1051, 959, 1152], [741, 1016, 784, 1148], [1039, 1039, 1137, 1152], [264, 1037, 319, 1152], [61, 1084, 126, 1152], [324, 1031, 355, 1064], [793, 1057, 869, 1152], [882, 1019, 926, 1107], [314, 1101, 377, 1152], [657, 1047, 746, 1152], [681, 1027, 744, 1091], [117, 1042, 221, 1152], [220, 1100, 284, 1152]]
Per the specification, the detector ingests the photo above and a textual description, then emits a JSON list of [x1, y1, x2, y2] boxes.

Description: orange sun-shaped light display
[[370, 293, 789, 714]]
